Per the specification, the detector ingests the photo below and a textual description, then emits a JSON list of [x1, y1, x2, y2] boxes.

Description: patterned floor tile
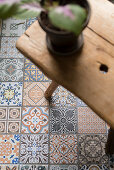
[[0, 134, 20, 163], [0, 82, 23, 106], [109, 154, 114, 169], [20, 165, 48, 170], [50, 165, 78, 170], [50, 134, 78, 164], [26, 18, 37, 28], [79, 164, 109, 170], [0, 165, 18, 170], [0, 59, 24, 81], [1, 18, 26, 36], [0, 107, 21, 133], [76, 97, 87, 107], [7, 121, 20, 133], [50, 107, 77, 133], [78, 134, 108, 164], [0, 107, 7, 133], [22, 107, 49, 133], [78, 107, 106, 133], [0, 107, 7, 120], [51, 86, 77, 107], [20, 134, 48, 163], [8, 107, 21, 120], [24, 59, 49, 81], [0, 37, 24, 58], [0, 17, 112, 170], [23, 82, 50, 106], [0, 121, 7, 133]]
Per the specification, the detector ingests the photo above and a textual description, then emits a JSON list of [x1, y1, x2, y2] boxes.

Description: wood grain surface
[[16, 0, 114, 128]]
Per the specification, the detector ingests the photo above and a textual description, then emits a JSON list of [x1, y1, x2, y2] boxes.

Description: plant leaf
[[0, 0, 42, 19], [0, 4, 20, 19], [49, 4, 87, 36], [0, 0, 21, 5], [13, 1, 44, 19]]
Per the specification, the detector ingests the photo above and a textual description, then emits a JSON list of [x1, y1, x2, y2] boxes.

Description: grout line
[[76, 106, 80, 169], [18, 19, 28, 166], [48, 105, 51, 169], [0, 132, 109, 135]]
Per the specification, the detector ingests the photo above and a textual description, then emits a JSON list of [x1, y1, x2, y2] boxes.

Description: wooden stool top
[[16, 0, 114, 128]]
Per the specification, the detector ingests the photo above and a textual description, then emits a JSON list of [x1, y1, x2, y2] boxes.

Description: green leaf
[[0, 0, 42, 19], [21, 0, 41, 4], [0, 3, 20, 19], [13, 8, 40, 19], [49, 4, 87, 36], [13, 1, 43, 19]]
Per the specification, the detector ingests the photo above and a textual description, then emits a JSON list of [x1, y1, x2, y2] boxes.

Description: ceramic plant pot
[[38, 0, 91, 56]]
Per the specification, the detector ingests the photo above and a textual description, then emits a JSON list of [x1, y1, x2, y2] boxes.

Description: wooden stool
[[44, 81, 58, 99], [16, 0, 114, 154]]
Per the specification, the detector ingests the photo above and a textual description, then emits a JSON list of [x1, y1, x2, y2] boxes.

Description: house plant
[[0, 0, 91, 56]]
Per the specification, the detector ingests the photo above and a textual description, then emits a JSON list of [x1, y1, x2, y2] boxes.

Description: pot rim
[[38, 0, 91, 36]]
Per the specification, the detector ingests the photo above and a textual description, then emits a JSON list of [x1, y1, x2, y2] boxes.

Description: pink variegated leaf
[[13, 2, 44, 19], [49, 4, 87, 36], [0, 0, 21, 5]]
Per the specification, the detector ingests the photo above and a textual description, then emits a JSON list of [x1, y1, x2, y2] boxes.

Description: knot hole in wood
[[99, 64, 108, 74]]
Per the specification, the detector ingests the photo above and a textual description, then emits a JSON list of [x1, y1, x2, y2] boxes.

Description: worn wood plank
[[16, 21, 114, 128], [88, 0, 114, 45]]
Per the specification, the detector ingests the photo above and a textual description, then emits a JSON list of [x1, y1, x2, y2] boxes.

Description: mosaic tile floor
[[0, 18, 113, 170]]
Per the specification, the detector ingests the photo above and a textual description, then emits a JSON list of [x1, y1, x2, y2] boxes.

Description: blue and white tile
[[0, 70, 23, 81], [0, 58, 24, 70], [76, 97, 87, 107], [26, 18, 37, 28], [0, 58, 24, 81], [24, 59, 49, 81], [0, 82, 23, 106], [51, 86, 77, 107], [0, 37, 24, 58], [1, 18, 26, 36]]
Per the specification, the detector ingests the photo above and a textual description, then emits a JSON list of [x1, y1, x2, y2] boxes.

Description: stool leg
[[45, 81, 59, 99], [105, 128, 114, 155]]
